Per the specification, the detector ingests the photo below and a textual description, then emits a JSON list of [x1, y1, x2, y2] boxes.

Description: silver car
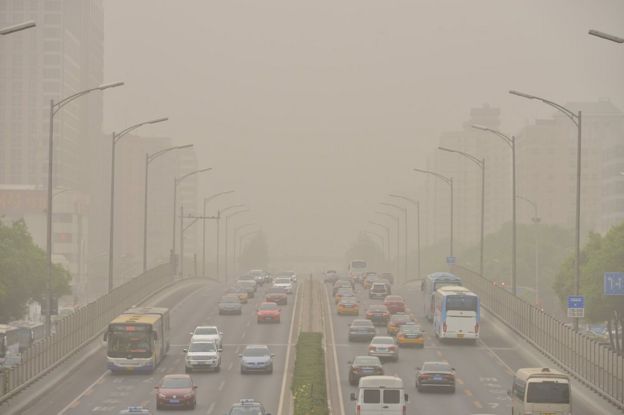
[[368, 336, 399, 361], [184, 340, 221, 372]]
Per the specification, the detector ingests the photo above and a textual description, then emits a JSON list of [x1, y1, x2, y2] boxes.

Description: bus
[[0, 324, 21, 367], [432, 286, 479, 341], [348, 259, 367, 281], [511, 367, 571, 415], [421, 272, 462, 321], [103, 307, 170, 373]]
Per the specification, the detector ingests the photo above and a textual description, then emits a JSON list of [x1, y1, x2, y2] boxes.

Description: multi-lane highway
[[323, 279, 616, 415]]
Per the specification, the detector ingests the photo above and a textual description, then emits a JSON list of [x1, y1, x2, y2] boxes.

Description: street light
[[508, 90, 582, 328], [225, 209, 250, 281], [472, 124, 517, 295], [217, 204, 246, 280], [413, 168, 454, 258], [233, 223, 257, 272], [517, 195, 541, 306], [172, 167, 213, 272], [142, 144, 193, 271], [438, 146, 486, 277], [108, 117, 168, 292], [45, 81, 124, 336], [369, 221, 391, 260], [381, 202, 408, 283], [0, 20, 36, 35], [203, 191, 235, 277], [375, 210, 400, 280], [388, 194, 421, 280], [588, 29, 624, 44]]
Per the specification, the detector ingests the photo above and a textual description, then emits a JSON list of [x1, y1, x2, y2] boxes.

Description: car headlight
[[183, 393, 194, 399], [158, 393, 166, 399]]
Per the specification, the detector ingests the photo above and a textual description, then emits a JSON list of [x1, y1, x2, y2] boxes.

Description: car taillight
[[356, 405, 361, 415], [368, 346, 375, 351], [443, 322, 447, 333], [420, 374, 429, 380], [389, 345, 397, 351], [475, 323, 479, 334], [402, 405, 406, 415]]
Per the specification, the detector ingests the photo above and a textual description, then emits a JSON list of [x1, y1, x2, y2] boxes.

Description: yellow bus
[[510, 367, 571, 415], [103, 307, 170, 373]]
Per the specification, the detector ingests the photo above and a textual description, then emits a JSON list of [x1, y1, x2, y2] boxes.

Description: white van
[[350, 375, 408, 415], [510, 367, 571, 415]]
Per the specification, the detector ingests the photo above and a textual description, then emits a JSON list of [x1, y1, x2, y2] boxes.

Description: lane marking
[[464, 389, 473, 397], [217, 380, 226, 392], [57, 370, 108, 414], [206, 401, 215, 415], [474, 400, 483, 409], [456, 378, 465, 385], [277, 284, 301, 415], [227, 361, 233, 371]]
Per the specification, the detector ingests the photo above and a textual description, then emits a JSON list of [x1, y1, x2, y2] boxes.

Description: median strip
[[291, 332, 329, 415]]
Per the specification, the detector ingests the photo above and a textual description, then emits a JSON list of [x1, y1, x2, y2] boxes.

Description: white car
[[368, 336, 399, 361], [190, 326, 223, 350], [184, 340, 221, 372], [272, 277, 293, 294]]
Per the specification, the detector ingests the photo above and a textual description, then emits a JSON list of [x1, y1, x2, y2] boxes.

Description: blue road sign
[[604, 272, 624, 296], [567, 295, 584, 309], [446, 256, 456, 265]]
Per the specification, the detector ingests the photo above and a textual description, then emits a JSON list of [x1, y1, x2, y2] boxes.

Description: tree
[[0, 219, 71, 322], [238, 231, 269, 271], [554, 222, 624, 354]]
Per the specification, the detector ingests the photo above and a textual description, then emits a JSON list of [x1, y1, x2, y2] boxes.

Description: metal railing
[[0, 262, 174, 402], [452, 264, 624, 410]]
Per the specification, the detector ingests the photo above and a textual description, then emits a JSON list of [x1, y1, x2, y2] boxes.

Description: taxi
[[226, 286, 249, 304], [386, 312, 414, 336], [396, 323, 425, 347], [335, 288, 355, 304], [337, 298, 359, 315]]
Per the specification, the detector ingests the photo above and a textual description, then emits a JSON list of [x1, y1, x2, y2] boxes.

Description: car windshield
[[391, 315, 410, 323], [189, 342, 216, 352], [275, 278, 291, 284], [161, 377, 192, 388], [422, 362, 452, 372], [371, 337, 393, 344], [354, 356, 380, 366], [195, 327, 217, 335], [268, 288, 286, 294], [229, 406, 264, 415], [368, 305, 387, 311], [352, 320, 373, 327], [526, 381, 570, 404], [243, 348, 270, 357], [260, 303, 278, 310], [385, 296, 403, 302]]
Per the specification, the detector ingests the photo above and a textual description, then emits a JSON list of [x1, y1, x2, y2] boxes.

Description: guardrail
[[452, 264, 624, 410], [0, 262, 174, 403]]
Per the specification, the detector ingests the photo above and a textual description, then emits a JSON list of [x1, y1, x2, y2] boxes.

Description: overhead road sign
[[604, 272, 624, 296]]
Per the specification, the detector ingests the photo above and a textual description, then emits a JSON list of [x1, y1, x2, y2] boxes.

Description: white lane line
[[227, 361, 233, 371], [241, 331, 246, 340], [57, 370, 108, 415], [324, 284, 346, 415], [277, 285, 301, 415], [217, 380, 226, 392], [206, 401, 215, 415]]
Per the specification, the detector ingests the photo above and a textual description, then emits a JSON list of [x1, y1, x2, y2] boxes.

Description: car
[[369, 282, 389, 299], [332, 279, 353, 296], [380, 272, 394, 285], [184, 340, 221, 372], [272, 277, 294, 294], [337, 298, 359, 316], [348, 319, 376, 342], [219, 295, 243, 315], [154, 374, 197, 410], [285, 271, 297, 283], [190, 326, 223, 349], [335, 287, 355, 304], [239, 345, 274, 374], [387, 313, 413, 336], [226, 286, 249, 303], [415, 361, 456, 393], [368, 336, 399, 361], [384, 295, 406, 314], [365, 304, 391, 326], [237, 280, 257, 297], [362, 272, 379, 289], [396, 324, 425, 348], [226, 399, 270, 415], [118, 407, 152, 414], [257, 302, 281, 323], [324, 270, 338, 283], [249, 269, 267, 286], [348, 355, 384, 386], [265, 287, 288, 305]]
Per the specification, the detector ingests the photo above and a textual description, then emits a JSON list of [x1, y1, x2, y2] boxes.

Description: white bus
[[510, 367, 571, 415], [421, 272, 462, 321], [432, 286, 479, 341], [348, 259, 367, 280]]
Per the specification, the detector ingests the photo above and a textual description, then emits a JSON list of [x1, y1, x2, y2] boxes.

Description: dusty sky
[[102, 1, 624, 258]]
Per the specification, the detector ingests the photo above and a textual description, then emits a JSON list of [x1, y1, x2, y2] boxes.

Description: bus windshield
[[434, 281, 462, 291], [446, 295, 478, 312], [107, 331, 152, 358], [526, 381, 570, 404], [351, 261, 367, 269]]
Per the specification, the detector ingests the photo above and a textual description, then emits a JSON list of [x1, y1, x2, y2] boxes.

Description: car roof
[[162, 373, 191, 379]]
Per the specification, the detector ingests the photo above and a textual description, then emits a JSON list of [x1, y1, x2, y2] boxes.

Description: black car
[[348, 319, 376, 342], [415, 361, 456, 393], [348, 355, 384, 385]]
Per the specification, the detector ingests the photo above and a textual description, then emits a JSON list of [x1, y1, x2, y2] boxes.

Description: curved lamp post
[[388, 194, 421, 280], [202, 191, 235, 276], [0, 20, 36, 35], [369, 221, 390, 261], [381, 202, 408, 283], [588, 30, 624, 44], [375, 210, 400, 280], [224, 209, 250, 280]]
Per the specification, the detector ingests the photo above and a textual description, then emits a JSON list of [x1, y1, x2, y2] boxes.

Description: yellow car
[[386, 313, 413, 336], [337, 299, 359, 316], [396, 324, 425, 347], [226, 287, 249, 304]]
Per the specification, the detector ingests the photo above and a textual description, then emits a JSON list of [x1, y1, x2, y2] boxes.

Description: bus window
[[526, 381, 570, 404]]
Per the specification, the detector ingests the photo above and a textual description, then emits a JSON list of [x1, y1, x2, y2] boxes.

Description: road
[[323, 280, 613, 415], [19, 279, 300, 415]]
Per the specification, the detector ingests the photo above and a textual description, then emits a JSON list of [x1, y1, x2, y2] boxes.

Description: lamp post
[[509, 90, 582, 328], [203, 191, 235, 277], [108, 117, 168, 292], [413, 168, 454, 258], [364, 231, 386, 260], [517, 195, 541, 306], [381, 202, 408, 283], [438, 146, 486, 277], [375, 211, 400, 280], [45, 81, 124, 336], [142, 144, 193, 271], [588, 30, 624, 44], [225, 209, 250, 280], [388, 194, 421, 280], [369, 221, 391, 261], [217, 204, 246, 281], [233, 223, 257, 272], [172, 167, 212, 273], [0, 20, 36, 35]]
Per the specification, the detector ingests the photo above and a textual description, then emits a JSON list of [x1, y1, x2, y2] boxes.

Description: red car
[[384, 295, 406, 314], [265, 287, 288, 305], [154, 374, 197, 410], [257, 302, 281, 323]]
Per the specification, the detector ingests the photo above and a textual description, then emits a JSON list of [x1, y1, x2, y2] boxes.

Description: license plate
[[433, 376, 443, 381], [457, 333, 464, 338], [169, 399, 180, 403], [377, 348, 387, 352]]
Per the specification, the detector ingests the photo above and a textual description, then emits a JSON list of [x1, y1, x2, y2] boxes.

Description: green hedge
[[292, 332, 329, 415]]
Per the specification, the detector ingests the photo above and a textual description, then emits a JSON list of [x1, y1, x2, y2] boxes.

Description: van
[[350, 375, 408, 415], [369, 282, 389, 299], [510, 367, 571, 415]]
